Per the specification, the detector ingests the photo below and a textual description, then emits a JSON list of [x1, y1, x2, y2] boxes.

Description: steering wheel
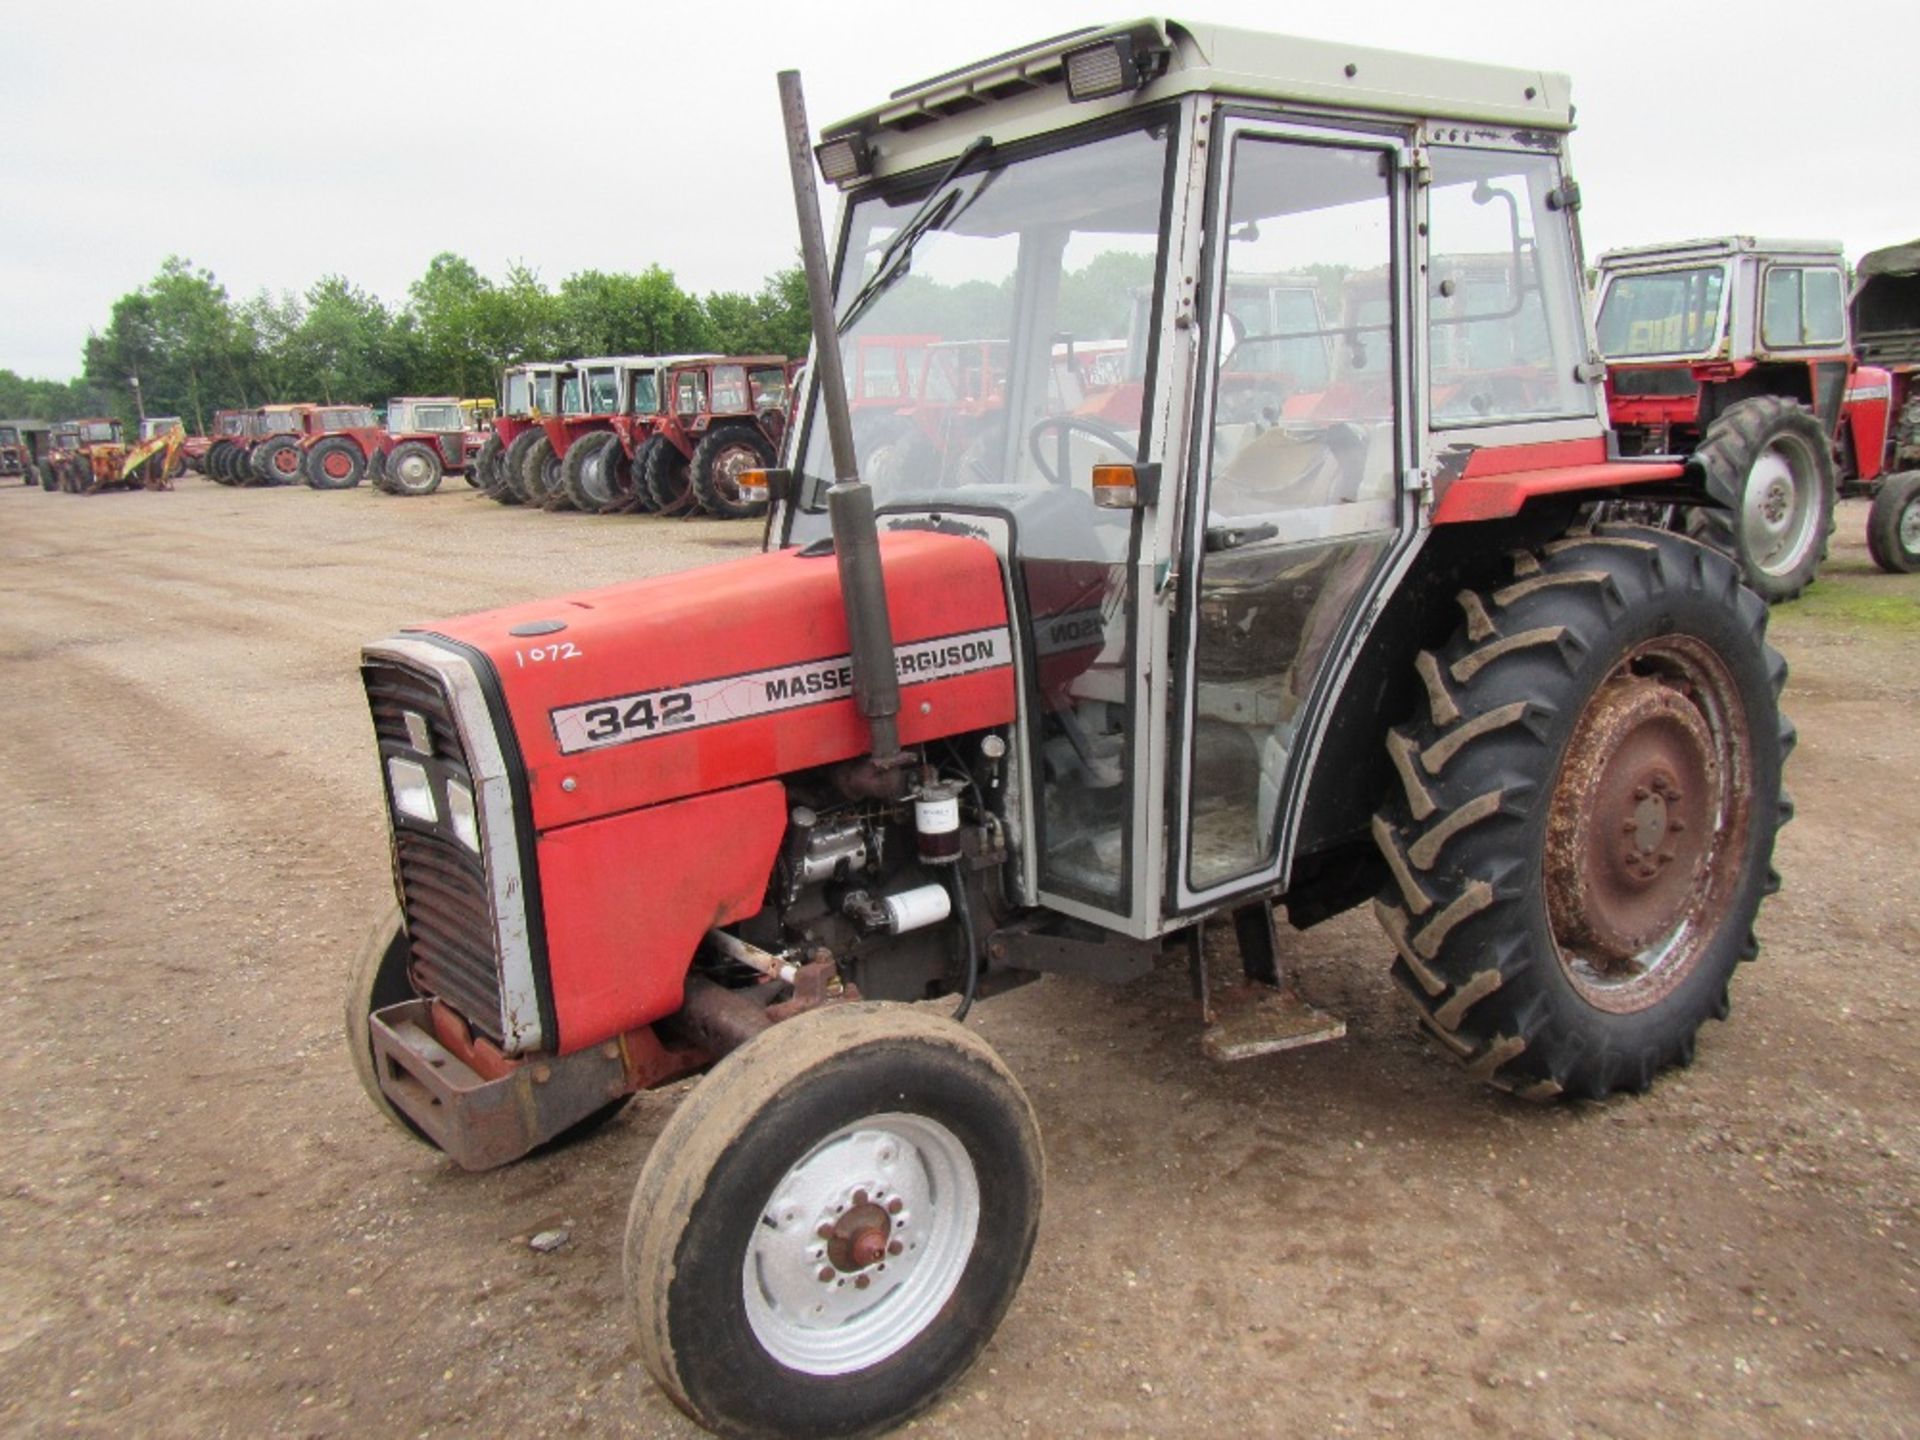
[[1027, 415, 1135, 485]]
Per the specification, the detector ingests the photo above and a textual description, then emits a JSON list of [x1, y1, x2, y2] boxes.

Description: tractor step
[[1200, 983, 1346, 1063]]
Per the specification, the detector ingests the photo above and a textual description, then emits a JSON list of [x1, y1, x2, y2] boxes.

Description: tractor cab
[[348, 23, 1791, 1438]]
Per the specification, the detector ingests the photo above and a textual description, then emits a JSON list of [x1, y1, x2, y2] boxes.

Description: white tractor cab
[[1593, 236, 1852, 600], [348, 22, 1791, 1438]]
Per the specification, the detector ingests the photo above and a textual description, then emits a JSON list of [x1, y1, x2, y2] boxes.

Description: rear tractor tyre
[[385, 440, 445, 496], [691, 424, 775, 520], [642, 436, 696, 515], [625, 1003, 1042, 1440], [252, 434, 302, 486], [561, 430, 619, 513], [500, 429, 543, 506], [1371, 525, 1791, 1101], [473, 434, 504, 496], [305, 436, 366, 490], [1865, 471, 1920, 574], [1688, 396, 1835, 603], [626, 437, 667, 513], [520, 434, 561, 505]]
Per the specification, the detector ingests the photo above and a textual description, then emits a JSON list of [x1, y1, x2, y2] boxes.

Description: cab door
[[1171, 122, 1418, 913]]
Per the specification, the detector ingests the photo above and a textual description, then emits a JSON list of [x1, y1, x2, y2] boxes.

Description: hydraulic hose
[[947, 868, 980, 1023]]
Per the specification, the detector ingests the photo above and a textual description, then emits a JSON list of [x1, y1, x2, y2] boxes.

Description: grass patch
[[1778, 572, 1920, 631]]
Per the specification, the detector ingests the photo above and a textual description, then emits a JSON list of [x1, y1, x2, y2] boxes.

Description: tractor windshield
[[262, 412, 301, 434], [413, 404, 462, 431], [320, 408, 374, 432], [80, 422, 118, 442], [1596, 265, 1728, 360], [790, 116, 1173, 525], [628, 373, 660, 415], [530, 374, 558, 414], [560, 376, 583, 413], [505, 372, 530, 414], [0, 427, 16, 444], [586, 369, 620, 414]]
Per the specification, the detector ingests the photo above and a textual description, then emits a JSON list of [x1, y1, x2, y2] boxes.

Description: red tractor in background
[[243, 404, 322, 486], [198, 409, 252, 481], [345, 25, 1797, 1437], [372, 397, 488, 496], [641, 355, 797, 517], [1594, 237, 1853, 601], [0, 420, 50, 487], [515, 356, 641, 510], [1848, 239, 1920, 572], [553, 354, 719, 514], [477, 362, 578, 506]]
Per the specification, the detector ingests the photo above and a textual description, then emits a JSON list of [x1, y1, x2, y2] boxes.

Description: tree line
[[0, 254, 812, 433]]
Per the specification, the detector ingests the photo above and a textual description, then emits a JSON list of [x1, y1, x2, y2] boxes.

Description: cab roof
[[1598, 236, 1845, 269], [823, 17, 1573, 184]]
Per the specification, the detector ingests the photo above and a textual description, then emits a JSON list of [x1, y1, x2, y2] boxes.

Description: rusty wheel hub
[[822, 1192, 904, 1277], [1545, 641, 1749, 1012]]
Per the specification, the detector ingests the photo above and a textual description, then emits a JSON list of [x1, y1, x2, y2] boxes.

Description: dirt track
[[0, 477, 1914, 1438]]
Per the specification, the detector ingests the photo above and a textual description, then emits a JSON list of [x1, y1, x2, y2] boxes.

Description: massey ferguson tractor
[[199, 409, 252, 482], [368, 397, 486, 496], [640, 354, 796, 517], [346, 22, 1793, 1438], [1849, 239, 1920, 572], [1593, 237, 1858, 601], [478, 362, 580, 506], [555, 354, 723, 514]]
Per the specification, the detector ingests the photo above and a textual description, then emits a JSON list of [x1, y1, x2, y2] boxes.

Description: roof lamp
[[815, 133, 873, 185], [1064, 34, 1162, 102]]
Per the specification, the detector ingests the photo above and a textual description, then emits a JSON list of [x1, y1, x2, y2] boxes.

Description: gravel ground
[[0, 477, 1914, 1438]]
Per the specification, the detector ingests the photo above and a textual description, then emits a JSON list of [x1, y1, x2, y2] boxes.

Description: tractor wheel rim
[[581, 451, 613, 505], [742, 1111, 978, 1377], [712, 444, 758, 504], [1544, 636, 1751, 1013], [1740, 437, 1817, 576], [274, 448, 299, 475], [397, 455, 430, 488], [1900, 493, 1920, 554], [324, 452, 351, 479]]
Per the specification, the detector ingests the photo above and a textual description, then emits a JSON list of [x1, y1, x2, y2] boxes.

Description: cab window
[[1762, 266, 1847, 349]]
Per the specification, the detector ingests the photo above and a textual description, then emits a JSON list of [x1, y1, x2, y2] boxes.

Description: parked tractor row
[[192, 399, 495, 494], [1593, 235, 1920, 592], [477, 353, 798, 518]]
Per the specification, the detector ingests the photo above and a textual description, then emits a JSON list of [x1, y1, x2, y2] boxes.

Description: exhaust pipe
[[777, 69, 903, 766]]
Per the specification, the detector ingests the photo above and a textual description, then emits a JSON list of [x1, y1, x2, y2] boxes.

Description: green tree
[[701, 264, 810, 357]]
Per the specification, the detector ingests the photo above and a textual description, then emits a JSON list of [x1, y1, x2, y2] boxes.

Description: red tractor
[[639, 355, 797, 517], [239, 404, 321, 486], [551, 354, 703, 514], [346, 24, 1794, 1437], [371, 397, 487, 496], [0, 420, 49, 487], [1594, 237, 1854, 601], [477, 362, 578, 506], [199, 409, 253, 482], [1847, 239, 1920, 572], [511, 356, 641, 510]]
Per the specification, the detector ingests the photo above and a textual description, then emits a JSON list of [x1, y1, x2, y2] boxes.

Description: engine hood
[[400, 530, 1017, 831]]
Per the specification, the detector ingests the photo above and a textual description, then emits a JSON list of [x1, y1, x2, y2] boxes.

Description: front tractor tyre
[[500, 429, 543, 506], [385, 440, 445, 496], [1866, 471, 1920, 574], [626, 1004, 1043, 1440], [344, 907, 437, 1148], [641, 436, 696, 514], [691, 424, 776, 520], [1689, 396, 1835, 603], [560, 430, 619, 513], [305, 436, 366, 490], [520, 434, 562, 506], [1372, 526, 1791, 1101], [473, 433, 504, 496]]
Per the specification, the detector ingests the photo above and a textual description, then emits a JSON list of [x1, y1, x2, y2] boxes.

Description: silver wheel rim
[[742, 1111, 978, 1376], [396, 454, 432, 489], [712, 444, 758, 505], [1739, 436, 1818, 578], [581, 445, 614, 505], [1900, 494, 1920, 555]]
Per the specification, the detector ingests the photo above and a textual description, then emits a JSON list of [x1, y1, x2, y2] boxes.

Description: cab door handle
[[1204, 521, 1278, 553]]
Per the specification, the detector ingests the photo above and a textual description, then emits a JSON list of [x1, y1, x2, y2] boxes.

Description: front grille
[[363, 660, 505, 1044]]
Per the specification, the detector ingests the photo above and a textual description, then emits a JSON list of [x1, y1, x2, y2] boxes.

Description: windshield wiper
[[836, 135, 993, 334]]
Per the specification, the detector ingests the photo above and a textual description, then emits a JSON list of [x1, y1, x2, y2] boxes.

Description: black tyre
[[560, 431, 619, 513], [626, 436, 667, 513], [385, 440, 445, 496], [626, 1003, 1042, 1440], [691, 423, 775, 519], [1688, 396, 1835, 603], [473, 433, 504, 498], [253, 434, 303, 486], [27, 463, 44, 490], [520, 434, 560, 505], [205, 440, 233, 484], [642, 435, 696, 514], [500, 429, 543, 506], [345, 907, 438, 1148], [1372, 526, 1791, 1101], [306, 436, 366, 490], [1866, 471, 1920, 574]]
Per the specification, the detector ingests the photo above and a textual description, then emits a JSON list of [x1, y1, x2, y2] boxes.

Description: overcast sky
[[4, 1, 1913, 381]]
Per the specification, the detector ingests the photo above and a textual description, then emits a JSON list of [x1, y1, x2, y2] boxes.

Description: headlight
[[446, 779, 480, 852], [387, 757, 438, 824]]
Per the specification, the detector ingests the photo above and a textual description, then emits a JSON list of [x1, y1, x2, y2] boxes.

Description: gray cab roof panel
[[824, 17, 1573, 183]]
